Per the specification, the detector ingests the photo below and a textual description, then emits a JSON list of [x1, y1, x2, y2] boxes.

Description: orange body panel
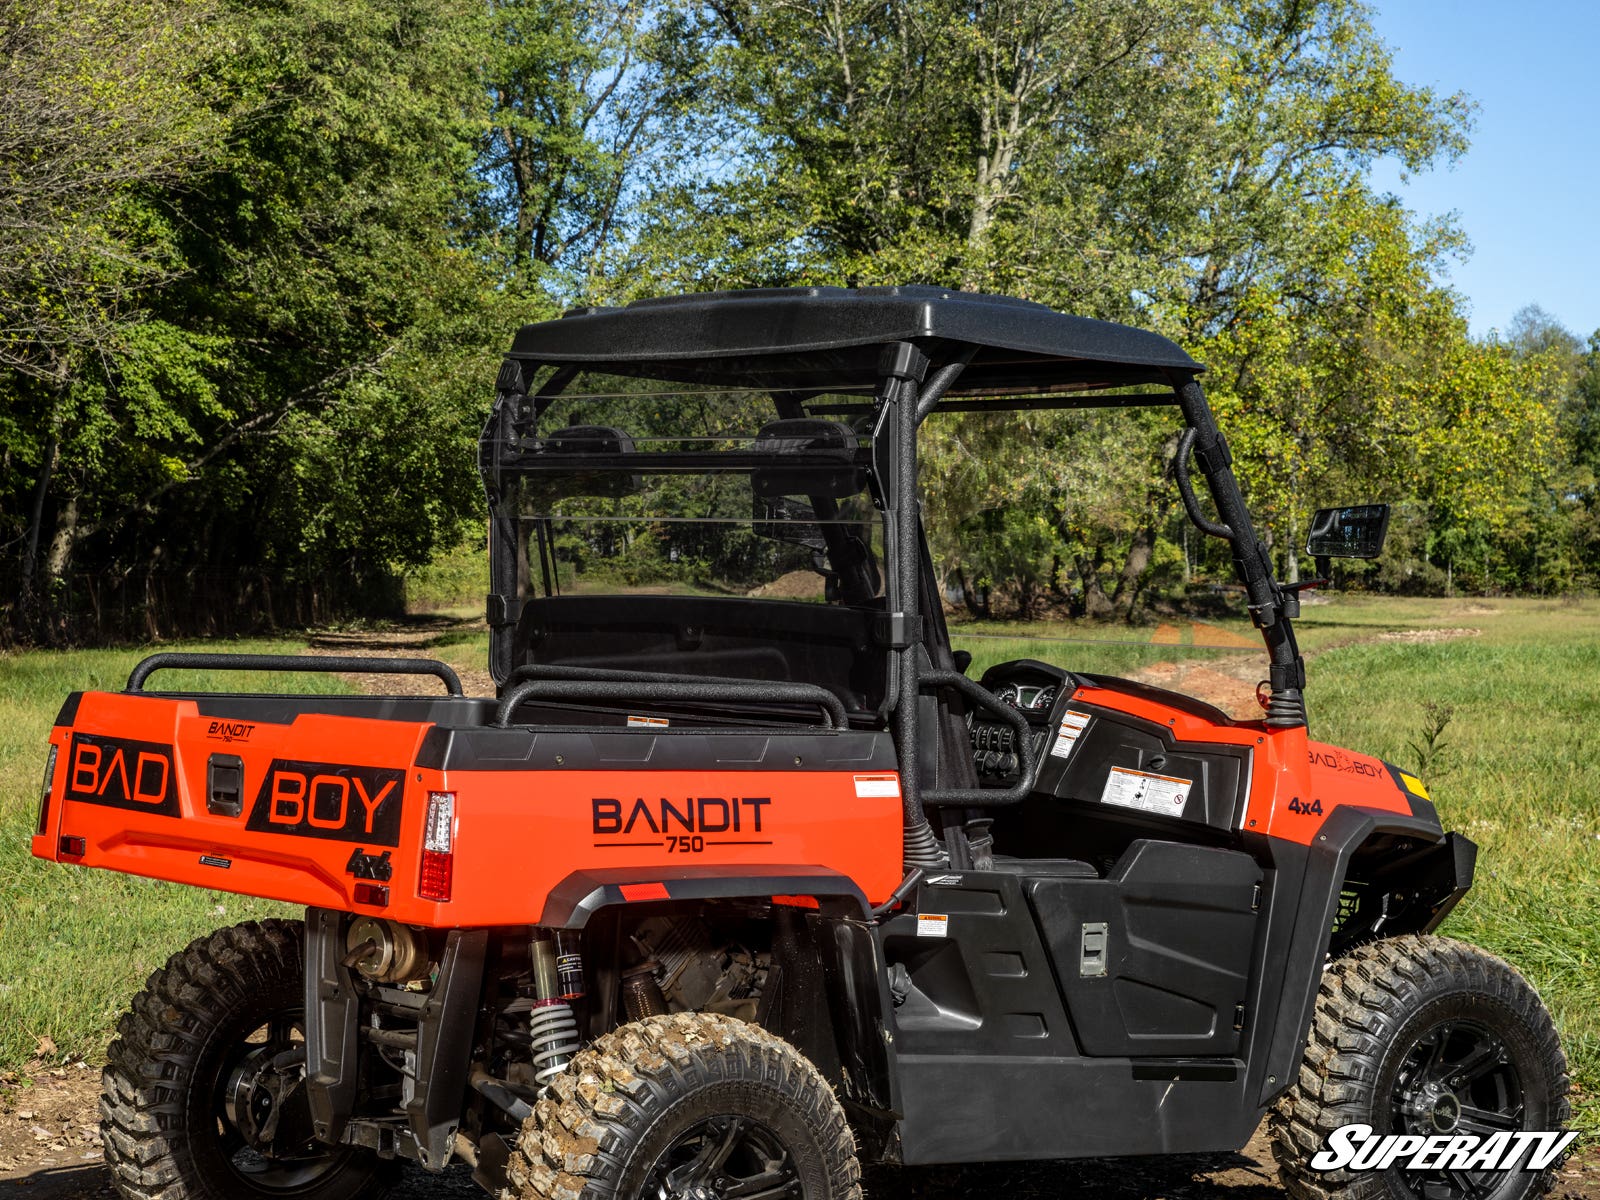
[[1068, 680, 1414, 845], [33, 692, 905, 926]]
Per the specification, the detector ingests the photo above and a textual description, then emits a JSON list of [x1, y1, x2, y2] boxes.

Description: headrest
[[539, 425, 634, 455], [751, 419, 864, 499]]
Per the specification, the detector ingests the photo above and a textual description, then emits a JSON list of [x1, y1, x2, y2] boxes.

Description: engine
[[624, 915, 772, 1022]]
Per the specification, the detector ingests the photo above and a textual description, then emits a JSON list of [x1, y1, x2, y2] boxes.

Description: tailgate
[[34, 690, 438, 918]]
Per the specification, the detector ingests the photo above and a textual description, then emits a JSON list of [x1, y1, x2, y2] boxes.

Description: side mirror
[[1306, 505, 1390, 559]]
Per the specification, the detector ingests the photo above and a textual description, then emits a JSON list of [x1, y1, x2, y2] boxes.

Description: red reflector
[[418, 849, 453, 901], [771, 894, 821, 909], [353, 882, 389, 907], [620, 882, 670, 902], [58, 835, 85, 857]]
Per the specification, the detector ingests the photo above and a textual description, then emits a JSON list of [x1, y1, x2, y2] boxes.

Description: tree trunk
[[16, 433, 59, 630], [1075, 553, 1112, 619], [1110, 525, 1157, 621], [41, 491, 78, 643]]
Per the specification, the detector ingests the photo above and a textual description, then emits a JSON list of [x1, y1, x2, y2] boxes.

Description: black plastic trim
[[495, 676, 845, 729], [536, 866, 870, 928], [54, 693, 82, 727], [414, 725, 894, 773], [303, 909, 360, 1146], [1258, 806, 1448, 1105], [406, 929, 488, 1169]]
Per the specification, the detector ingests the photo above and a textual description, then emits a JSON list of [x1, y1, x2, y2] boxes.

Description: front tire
[[101, 918, 393, 1200], [1270, 934, 1568, 1200], [505, 1012, 861, 1200]]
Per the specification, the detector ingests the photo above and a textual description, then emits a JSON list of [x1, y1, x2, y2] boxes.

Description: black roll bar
[[918, 670, 1040, 807], [125, 652, 464, 696], [1174, 378, 1306, 726]]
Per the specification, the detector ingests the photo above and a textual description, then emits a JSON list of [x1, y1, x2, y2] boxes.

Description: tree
[[0, 0, 231, 627], [476, 0, 710, 298]]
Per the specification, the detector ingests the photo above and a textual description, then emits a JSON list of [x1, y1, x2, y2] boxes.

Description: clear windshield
[[489, 373, 884, 607]]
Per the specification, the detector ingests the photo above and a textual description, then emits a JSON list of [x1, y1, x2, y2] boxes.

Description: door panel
[[1026, 839, 1262, 1057]]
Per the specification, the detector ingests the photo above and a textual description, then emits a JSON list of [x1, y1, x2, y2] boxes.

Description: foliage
[[2, 0, 1597, 643]]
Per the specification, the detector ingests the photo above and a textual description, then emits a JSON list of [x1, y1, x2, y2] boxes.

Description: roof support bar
[[1175, 379, 1306, 727], [876, 343, 949, 869]]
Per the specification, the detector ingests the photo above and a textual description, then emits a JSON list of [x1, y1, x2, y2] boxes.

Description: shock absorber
[[527, 932, 582, 1086]]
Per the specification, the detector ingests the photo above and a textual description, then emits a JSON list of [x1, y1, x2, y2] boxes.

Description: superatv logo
[[1311, 1125, 1576, 1173], [65, 733, 179, 817], [592, 797, 773, 853], [246, 760, 404, 846]]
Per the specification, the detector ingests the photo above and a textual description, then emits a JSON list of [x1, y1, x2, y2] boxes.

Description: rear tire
[[1270, 934, 1568, 1200], [101, 918, 393, 1200], [505, 1011, 860, 1200]]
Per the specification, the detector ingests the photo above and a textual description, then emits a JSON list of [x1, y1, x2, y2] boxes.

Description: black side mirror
[[1306, 505, 1390, 559]]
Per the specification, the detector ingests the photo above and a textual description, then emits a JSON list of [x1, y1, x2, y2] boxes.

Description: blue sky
[[1367, 1, 1598, 341]]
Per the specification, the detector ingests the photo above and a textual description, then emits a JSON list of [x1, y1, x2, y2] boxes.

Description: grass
[[3, 597, 1600, 1127], [0, 640, 339, 1069]]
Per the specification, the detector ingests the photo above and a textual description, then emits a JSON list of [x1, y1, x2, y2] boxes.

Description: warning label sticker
[[627, 715, 670, 728], [854, 774, 901, 799], [1050, 711, 1092, 760], [1099, 767, 1192, 816], [916, 913, 949, 938]]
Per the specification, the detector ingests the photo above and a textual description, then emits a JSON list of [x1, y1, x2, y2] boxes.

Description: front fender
[[1257, 805, 1475, 1106]]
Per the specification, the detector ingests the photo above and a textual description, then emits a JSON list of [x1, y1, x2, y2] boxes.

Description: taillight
[[37, 745, 58, 835], [419, 791, 455, 901]]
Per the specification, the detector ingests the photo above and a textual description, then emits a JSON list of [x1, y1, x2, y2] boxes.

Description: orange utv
[[34, 288, 1566, 1200]]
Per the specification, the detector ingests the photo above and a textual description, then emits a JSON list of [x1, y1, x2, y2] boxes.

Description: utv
[[34, 287, 1565, 1200]]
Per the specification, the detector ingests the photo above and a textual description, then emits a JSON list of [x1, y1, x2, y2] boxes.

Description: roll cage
[[479, 286, 1309, 862]]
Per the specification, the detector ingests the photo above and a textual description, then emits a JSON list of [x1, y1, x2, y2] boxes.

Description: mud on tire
[[100, 918, 393, 1200], [505, 1011, 861, 1200], [1269, 934, 1568, 1200]]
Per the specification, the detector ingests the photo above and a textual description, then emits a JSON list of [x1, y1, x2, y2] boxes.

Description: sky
[[1366, 1, 1599, 341]]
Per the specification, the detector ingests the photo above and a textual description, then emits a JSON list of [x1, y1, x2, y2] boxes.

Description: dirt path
[[301, 615, 496, 697]]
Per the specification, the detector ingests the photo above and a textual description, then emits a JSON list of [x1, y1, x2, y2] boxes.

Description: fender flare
[[1257, 805, 1476, 1105], [536, 864, 872, 928]]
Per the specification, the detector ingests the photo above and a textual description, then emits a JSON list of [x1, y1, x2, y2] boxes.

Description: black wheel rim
[[206, 1008, 351, 1193], [1390, 1018, 1525, 1200], [645, 1114, 804, 1200]]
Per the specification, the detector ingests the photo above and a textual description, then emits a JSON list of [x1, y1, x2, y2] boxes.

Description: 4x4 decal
[[246, 760, 404, 846]]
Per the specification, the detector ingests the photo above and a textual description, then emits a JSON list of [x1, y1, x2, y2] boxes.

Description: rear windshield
[[488, 372, 885, 607]]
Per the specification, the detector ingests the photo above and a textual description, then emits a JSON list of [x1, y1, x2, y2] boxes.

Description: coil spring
[[528, 1001, 581, 1086]]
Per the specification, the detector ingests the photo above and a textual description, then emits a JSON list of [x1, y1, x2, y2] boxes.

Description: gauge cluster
[[967, 660, 1072, 781], [992, 681, 1057, 713]]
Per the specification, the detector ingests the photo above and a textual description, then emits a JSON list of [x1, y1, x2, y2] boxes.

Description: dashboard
[[968, 659, 1072, 782], [990, 681, 1058, 713]]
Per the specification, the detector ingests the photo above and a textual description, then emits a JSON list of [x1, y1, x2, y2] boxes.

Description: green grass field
[[3, 597, 1599, 1125]]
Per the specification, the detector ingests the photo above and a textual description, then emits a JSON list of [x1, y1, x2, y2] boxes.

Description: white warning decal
[[627, 715, 670, 728], [916, 913, 949, 938], [1050, 711, 1092, 760], [854, 774, 901, 799], [1099, 766, 1192, 816]]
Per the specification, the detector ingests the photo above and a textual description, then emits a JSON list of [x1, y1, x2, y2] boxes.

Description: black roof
[[508, 286, 1202, 394]]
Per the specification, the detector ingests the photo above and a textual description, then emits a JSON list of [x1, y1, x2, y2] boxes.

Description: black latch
[[206, 754, 244, 818], [486, 594, 524, 628], [873, 612, 924, 649]]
